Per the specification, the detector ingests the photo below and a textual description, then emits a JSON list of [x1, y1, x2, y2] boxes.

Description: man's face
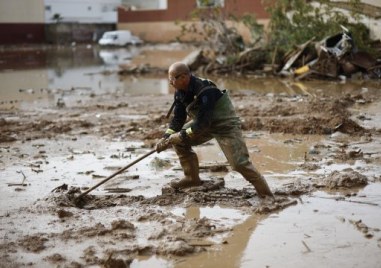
[[168, 71, 187, 90]]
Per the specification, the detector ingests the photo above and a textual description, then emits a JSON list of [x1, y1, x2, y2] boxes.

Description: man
[[156, 62, 273, 198]]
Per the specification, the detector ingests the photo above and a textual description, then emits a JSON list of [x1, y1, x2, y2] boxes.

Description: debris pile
[[186, 26, 380, 80], [117, 25, 381, 81], [278, 26, 381, 80]]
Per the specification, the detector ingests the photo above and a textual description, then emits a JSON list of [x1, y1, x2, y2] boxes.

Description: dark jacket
[[169, 75, 223, 136]]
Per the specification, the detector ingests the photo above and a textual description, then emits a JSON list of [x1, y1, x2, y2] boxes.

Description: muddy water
[[169, 186, 381, 268], [1, 45, 381, 267], [2, 45, 380, 110], [0, 45, 183, 110], [0, 133, 319, 213]]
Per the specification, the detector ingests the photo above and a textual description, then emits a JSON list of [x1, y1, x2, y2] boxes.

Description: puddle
[[352, 100, 381, 129], [140, 185, 380, 268], [131, 206, 253, 268], [243, 186, 381, 268], [245, 134, 322, 175], [131, 256, 170, 268], [1, 45, 381, 111], [146, 209, 266, 268], [171, 205, 249, 229], [194, 133, 324, 189], [0, 45, 191, 110]]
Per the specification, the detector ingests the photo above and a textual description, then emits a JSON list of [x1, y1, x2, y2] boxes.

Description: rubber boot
[[236, 163, 274, 198], [171, 153, 202, 189]]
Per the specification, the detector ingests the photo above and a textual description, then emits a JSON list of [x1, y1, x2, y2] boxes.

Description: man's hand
[[156, 131, 185, 152], [155, 138, 170, 153], [168, 132, 183, 145]]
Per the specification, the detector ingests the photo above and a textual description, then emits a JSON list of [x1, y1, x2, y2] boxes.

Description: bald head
[[168, 62, 191, 91], [168, 62, 190, 76]]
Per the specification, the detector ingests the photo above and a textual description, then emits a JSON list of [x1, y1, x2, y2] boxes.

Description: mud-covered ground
[[0, 44, 381, 267]]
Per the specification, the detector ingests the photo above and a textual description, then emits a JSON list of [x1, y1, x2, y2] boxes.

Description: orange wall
[[118, 0, 269, 22], [118, 0, 269, 43]]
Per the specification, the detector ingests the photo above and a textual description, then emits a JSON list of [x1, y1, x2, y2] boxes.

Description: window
[[121, 0, 167, 11], [196, 0, 224, 8], [102, 5, 108, 12]]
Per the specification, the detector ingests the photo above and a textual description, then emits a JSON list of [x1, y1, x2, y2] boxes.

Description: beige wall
[[361, 0, 381, 40], [329, 0, 381, 39], [362, 0, 381, 6], [0, 0, 45, 23], [119, 22, 181, 43], [119, 19, 270, 43]]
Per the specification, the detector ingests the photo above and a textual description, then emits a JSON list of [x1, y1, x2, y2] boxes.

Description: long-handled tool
[[75, 149, 156, 202]]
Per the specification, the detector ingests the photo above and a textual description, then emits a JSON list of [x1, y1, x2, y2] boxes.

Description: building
[[45, 0, 122, 44], [0, 0, 380, 45], [118, 0, 381, 43], [0, 0, 121, 44], [44, 0, 121, 24], [118, 0, 269, 43], [0, 0, 45, 44]]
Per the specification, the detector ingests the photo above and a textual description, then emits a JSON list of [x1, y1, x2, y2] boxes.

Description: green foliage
[[241, 14, 264, 47], [176, 0, 377, 70], [264, 0, 373, 58], [52, 13, 63, 24]]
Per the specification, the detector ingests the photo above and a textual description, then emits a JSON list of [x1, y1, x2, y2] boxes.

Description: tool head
[[72, 195, 87, 208], [60, 187, 89, 208]]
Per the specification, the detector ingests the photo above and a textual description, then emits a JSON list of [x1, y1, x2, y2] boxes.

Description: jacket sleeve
[[168, 97, 187, 132]]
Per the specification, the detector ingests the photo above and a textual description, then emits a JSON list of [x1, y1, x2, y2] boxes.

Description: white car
[[98, 30, 143, 46]]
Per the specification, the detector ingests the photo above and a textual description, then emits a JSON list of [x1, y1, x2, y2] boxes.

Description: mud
[[323, 169, 368, 189], [1, 45, 381, 267]]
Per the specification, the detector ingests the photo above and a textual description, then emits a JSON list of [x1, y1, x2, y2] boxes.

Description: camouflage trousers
[[173, 92, 273, 197]]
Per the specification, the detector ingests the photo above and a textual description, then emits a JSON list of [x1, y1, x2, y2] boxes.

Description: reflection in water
[[99, 47, 140, 66], [244, 186, 381, 268], [1, 45, 381, 110], [130, 256, 171, 268], [120, 75, 169, 95], [209, 74, 380, 96], [132, 205, 257, 268], [0, 46, 173, 109], [172, 205, 247, 224], [174, 209, 266, 268]]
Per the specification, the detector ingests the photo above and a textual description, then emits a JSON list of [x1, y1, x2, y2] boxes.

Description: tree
[[52, 13, 63, 24]]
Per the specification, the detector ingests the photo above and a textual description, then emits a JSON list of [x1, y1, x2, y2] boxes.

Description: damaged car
[[280, 26, 381, 80]]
